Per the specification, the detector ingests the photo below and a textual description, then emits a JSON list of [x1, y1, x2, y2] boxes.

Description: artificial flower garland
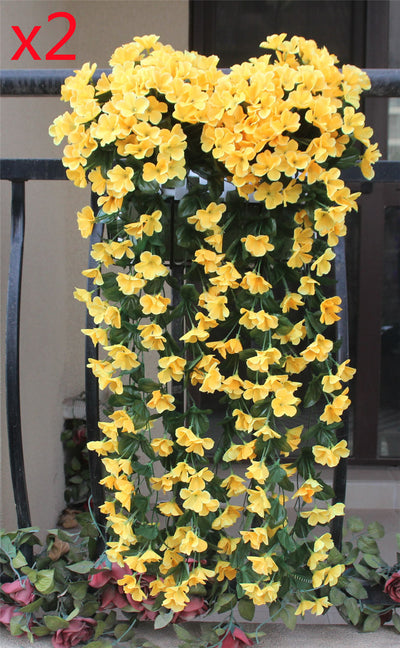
[[50, 33, 380, 633]]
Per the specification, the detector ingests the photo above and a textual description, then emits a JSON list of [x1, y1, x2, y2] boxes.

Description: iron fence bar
[[5, 180, 33, 558], [1, 68, 399, 98], [330, 235, 349, 551], [85, 208, 106, 553]]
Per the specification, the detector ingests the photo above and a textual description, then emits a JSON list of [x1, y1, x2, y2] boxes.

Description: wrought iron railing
[[1, 69, 399, 557]]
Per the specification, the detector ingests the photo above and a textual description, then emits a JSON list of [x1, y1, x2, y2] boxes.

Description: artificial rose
[[0, 604, 22, 629], [220, 627, 254, 648], [99, 584, 129, 610], [1, 578, 35, 605], [51, 617, 96, 648], [384, 571, 400, 603], [173, 597, 208, 622], [89, 561, 132, 588], [73, 426, 87, 445]]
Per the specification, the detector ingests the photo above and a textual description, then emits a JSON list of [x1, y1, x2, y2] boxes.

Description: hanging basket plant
[[47, 33, 382, 642]]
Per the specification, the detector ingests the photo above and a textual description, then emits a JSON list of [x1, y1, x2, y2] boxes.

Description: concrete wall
[[0, 0, 189, 532]]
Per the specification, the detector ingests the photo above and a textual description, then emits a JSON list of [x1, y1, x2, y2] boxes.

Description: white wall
[[0, 0, 189, 531]]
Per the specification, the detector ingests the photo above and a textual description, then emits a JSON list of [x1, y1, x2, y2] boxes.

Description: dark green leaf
[[362, 554, 383, 569], [362, 614, 381, 632], [345, 578, 368, 599], [44, 616, 70, 631], [66, 560, 94, 574], [329, 587, 347, 606], [238, 597, 255, 621], [279, 605, 297, 631], [343, 596, 361, 625]]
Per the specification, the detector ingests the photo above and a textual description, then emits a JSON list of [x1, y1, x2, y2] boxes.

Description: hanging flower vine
[[49, 33, 381, 639]]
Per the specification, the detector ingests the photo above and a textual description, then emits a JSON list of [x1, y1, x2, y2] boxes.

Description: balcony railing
[[1, 69, 399, 559]]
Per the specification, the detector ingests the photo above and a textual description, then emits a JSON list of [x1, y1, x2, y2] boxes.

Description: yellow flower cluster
[[52, 34, 379, 626]]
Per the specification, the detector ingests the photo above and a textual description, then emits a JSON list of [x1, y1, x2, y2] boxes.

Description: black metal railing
[[1, 69, 399, 556]]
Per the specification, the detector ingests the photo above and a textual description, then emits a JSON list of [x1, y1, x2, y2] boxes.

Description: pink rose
[[0, 604, 22, 629], [51, 617, 96, 648], [2, 578, 35, 605], [173, 597, 208, 622], [219, 627, 254, 648], [384, 571, 400, 603]]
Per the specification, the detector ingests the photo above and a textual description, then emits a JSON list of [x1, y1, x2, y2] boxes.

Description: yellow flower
[[271, 388, 299, 417], [162, 583, 190, 613], [157, 501, 183, 517], [212, 505, 243, 530], [77, 205, 96, 238], [241, 582, 280, 605], [217, 536, 241, 555], [135, 251, 168, 280], [241, 234, 274, 256], [281, 292, 304, 313], [295, 597, 331, 616], [247, 486, 271, 517], [179, 530, 208, 554], [298, 275, 319, 295], [81, 327, 108, 347], [106, 164, 134, 196], [310, 248, 336, 276], [292, 479, 322, 503], [140, 293, 170, 315], [221, 474, 247, 497], [245, 461, 269, 484], [158, 355, 186, 383], [215, 561, 237, 581], [320, 296, 342, 325], [151, 437, 174, 456], [147, 390, 175, 412], [187, 202, 226, 231], [180, 488, 219, 515], [312, 440, 350, 467], [223, 440, 257, 462], [240, 527, 269, 550], [140, 210, 163, 236], [194, 248, 225, 273], [241, 272, 272, 294], [360, 143, 381, 180], [175, 426, 214, 456], [248, 554, 279, 576], [116, 273, 146, 295], [320, 388, 351, 424], [300, 334, 333, 363]]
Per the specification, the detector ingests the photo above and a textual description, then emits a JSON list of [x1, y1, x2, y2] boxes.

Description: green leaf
[[69, 581, 88, 601], [66, 560, 94, 574], [154, 609, 174, 629], [357, 536, 379, 555], [9, 614, 24, 636], [329, 587, 347, 606], [279, 605, 297, 631], [138, 378, 160, 393], [12, 551, 28, 569], [174, 625, 195, 642], [44, 616, 70, 631], [353, 563, 372, 580], [392, 612, 400, 633], [85, 641, 114, 648], [346, 516, 364, 533], [343, 597, 361, 625], [362, 553, 383, 569], [35, 569, 55, 594], [20, 597, 44, 613], [214, 592, 237, 613], [366, 522, 385, 539], [345, 578, 368, 599], [303, 375, 322, 408], [238, 597, 255, 621], [362, 614, 381, 632]]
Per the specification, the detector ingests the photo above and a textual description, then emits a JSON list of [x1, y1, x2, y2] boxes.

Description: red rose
[[2, 578, 35, 605], [384, 571, 400, 603], [173, 597, 208, 622], [89, 561, 132, 588], [51, 617, 96, 648], [99, 584, 129, 610], [219, 627, 253, 648]]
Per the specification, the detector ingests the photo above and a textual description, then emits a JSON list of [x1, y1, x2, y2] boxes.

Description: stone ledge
[[1, 623, 399, 647]]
